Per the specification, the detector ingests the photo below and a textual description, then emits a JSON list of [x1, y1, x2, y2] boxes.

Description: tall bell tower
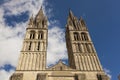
[[9, 7, 110, 80], [66, 10, 103, 71], [16, 7, 48, 71]]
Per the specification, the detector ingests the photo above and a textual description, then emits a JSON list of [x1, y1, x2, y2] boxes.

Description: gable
[[47, 60, 74, 71]]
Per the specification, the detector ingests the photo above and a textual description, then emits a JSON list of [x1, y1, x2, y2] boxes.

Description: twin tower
[[10, 7, 110, 80]]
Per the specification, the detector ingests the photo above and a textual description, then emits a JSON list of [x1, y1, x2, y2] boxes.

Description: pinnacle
[[79, 16, 83, 21], [69, 9, 74, 18], [30, 14, 33, 19], [37, 6, 44, 15]]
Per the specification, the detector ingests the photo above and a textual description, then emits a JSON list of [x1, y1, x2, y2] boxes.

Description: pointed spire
[[35, 6, 45, 21], [79, 16, 84, 21], [28, 14, 34, 25], [37, 6, 44, 16], [66, 9, 75, 27], [58, 59, 63, 63], [69, 9, 74, 19], [30, 14, 33, 20], [79, 16, 88, 30], [79, 16, 85, 24]]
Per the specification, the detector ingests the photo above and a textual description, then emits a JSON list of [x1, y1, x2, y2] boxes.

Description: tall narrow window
[[81, 32, 88, 41], [97, 74, 102, 80], [75, 75, 78, 80], [42, 21, 44, 28], [30, 31, 35, 39], [37, 42, 40, 51], [38, 31, 44, 39], [28, 42, 32, 50], [74, 32, 80, 41]]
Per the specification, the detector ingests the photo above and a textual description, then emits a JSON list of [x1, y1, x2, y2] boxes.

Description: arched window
[[38, 31, 44, 39], [81, 32, 89, 41], [30, 31, 35, 39], [74, 32, 80, 41]]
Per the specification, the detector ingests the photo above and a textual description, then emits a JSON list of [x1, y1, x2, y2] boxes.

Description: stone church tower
[[10, 7, 110, 80], [66, 10, 103, 71], [16, 7, 48, 71]]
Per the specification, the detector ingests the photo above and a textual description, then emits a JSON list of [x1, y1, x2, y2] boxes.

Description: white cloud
[[0, 69, 14, 80], [0, 0, 68, 80], [2, 0, 44, 16], [0, 0, 46, 80], [0, 23, 26, 67], [104, 68, 112, 79], [47, 27, 67, 66], [0, 0, 45, 67]]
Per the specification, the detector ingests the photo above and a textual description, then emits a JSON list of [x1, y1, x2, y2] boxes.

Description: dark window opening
[[28, 42, 32, 50], [81, 32, 88, 41], [30, 31, 35, 39], [37, 42, 40, 50], [38, 31, 44, 39], [74, 32, 80, 41]]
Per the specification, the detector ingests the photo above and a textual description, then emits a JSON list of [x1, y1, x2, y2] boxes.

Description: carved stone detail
[[10, 73, 23, 80]]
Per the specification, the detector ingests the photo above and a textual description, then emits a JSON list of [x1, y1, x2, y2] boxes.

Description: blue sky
[[46, 0, 120, 80], [0, 0, 120, 80]]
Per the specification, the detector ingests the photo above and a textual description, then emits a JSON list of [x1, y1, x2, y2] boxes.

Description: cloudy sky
[[0, 0, 120, 80]]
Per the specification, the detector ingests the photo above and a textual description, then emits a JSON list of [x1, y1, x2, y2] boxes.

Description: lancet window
[[81, 32, 89, 41], [74, 32, 80, 41], [38, 31, 44, 39], [30, 31, 35, 39]]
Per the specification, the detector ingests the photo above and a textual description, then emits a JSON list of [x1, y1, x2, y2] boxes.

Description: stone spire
[[15, 6, 48, 71], [66, 10, 74, 28], [28, 14, 34, 25], [79, 16, 88, 30], [69, 9, 74, 19], [66, 11, 103, 71], [36, 6, 44, 18], [34, 6, 47, 28]]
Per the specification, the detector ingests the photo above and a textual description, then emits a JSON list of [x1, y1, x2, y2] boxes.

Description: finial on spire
[[28, 14, 34, 25], [69, 9, 74, 18], [37, 6, 44, 16], [79, 16, 83, 21], [40, 6, 43, 10], [30, 14, 33, 19]]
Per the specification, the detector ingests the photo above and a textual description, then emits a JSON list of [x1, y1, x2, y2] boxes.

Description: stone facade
[[9, 7, 110, 80]]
